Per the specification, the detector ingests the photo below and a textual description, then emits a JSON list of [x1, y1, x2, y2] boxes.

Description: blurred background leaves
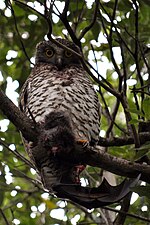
[[0, 0, 150, 224]]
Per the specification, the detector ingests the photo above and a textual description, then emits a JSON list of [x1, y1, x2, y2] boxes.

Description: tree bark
[[0, 89, 150, 183]]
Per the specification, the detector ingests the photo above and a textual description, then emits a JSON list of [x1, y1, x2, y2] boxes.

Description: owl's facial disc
[[35, 40, 81, 69]]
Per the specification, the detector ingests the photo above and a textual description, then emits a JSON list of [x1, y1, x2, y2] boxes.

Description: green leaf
[[128, 107, 144, 117], [132, 185, 150, 198], [91, 21, 101, 41], [143, 97, 150, 120], [134, 146, 150, 161]]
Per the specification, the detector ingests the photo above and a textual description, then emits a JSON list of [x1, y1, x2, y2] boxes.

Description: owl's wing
[[19, 80, 29, 113], [19, 80, 37, 162]]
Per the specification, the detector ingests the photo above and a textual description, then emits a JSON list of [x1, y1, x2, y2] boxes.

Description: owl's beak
[[56, 57, 63, 70]]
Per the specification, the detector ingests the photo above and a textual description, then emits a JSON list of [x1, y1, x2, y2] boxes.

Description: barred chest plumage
[[20, 63, 100, 144]]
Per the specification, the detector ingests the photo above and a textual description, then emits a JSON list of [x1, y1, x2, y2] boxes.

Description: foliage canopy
[[0, 0, 150, 224]]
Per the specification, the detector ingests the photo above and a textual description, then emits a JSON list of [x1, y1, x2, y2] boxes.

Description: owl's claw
[[77, 139, 89, 148], [75, 140, 87, 183], [73, 164, 86, 184], [75, 165, 86, 174]]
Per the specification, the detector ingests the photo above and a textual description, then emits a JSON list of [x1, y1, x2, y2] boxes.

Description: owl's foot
[[74, 165, 86, 184], [75, 165, 86, 174], [77, 140, 89, 148]]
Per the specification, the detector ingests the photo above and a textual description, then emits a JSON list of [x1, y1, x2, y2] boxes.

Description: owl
[[19, 38, 101, 190]]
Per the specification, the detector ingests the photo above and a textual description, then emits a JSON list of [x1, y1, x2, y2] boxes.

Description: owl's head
[[35, 38, 81, 70]]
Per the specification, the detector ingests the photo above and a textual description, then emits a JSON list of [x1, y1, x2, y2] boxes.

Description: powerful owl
[[19, 38, 101, 191]]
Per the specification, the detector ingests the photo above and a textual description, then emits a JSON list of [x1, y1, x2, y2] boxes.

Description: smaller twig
[[105, 99, 126, 136], [109, 0, 118, 41], [14, 0, 44, 18], [99, 3, 122, 79], [90, 43, 99, 72], [57, 0, 81, 47], [11, 169, 43, 190], [9, 0, 33, 65], [0, 138, 35, 169], [120, 40, 127, 95], [99, 3, 134, 58], [44, 0, 52, 39], [114, 192, 132, 225], [74, 1, 85, 33], [99, 88, 127, 135], [131, 84, 150, 91], [132, 86, 140, 120], [139, 44, 150, 72], [0, 184, 38, 194], [99, 208, 111, 225], [84, 168, 100, 185], [98, 132, 150, 146], [79, 0, 99, 40], [131, 90, 150, 96], [120, 95, 140, 148], [50, 38, 121, 98], [0, 209, 10, 225], [132, 0, 144, 110], [60, 0, 69, 17], [14, 0, 52, 40], [28, 107, 37, 125], [2, 193, 30, 211], [102, 205, 150, 223]]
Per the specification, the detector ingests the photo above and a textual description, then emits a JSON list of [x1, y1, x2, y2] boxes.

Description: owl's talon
[[73, 164, 86, 184], [75, 165, 86, 174], [77, 140, 89, 148]]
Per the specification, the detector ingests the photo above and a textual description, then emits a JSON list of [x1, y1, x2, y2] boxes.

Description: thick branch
[[59, 146, 150, 183], [0, 89, 38, 142], [0, 90, 150, 183]]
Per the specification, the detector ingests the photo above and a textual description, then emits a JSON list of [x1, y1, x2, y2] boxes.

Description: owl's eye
[[65, 50, 72, 57], [45, 49, 54, 57]]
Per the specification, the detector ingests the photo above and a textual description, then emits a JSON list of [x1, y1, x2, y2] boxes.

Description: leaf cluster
[[0, 0, 150, 224]]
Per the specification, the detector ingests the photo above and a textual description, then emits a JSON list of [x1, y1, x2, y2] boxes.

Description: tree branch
[[60, 145, 150, 183], [58, 0, 81, 47], [0, 90, 150, 183], [98, 133, 150, 146], [79, 0, 99, 40], [9, 0, 33, 65], [0, 209, 10, 225], [102, 205, 150, 223], [114, 193, 132, 225], [0, 89, 38, 142], [0, 138, 35, 169]]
